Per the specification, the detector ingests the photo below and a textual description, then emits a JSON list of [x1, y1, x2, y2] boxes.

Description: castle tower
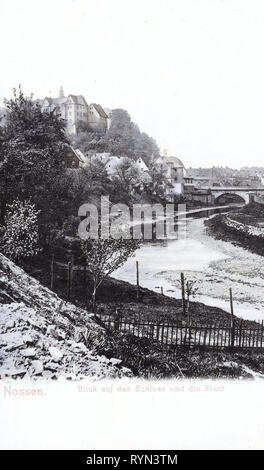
[[59, 86, 65, 98]]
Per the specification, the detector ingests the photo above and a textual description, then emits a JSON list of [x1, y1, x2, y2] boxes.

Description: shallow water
[[113, 208, 264, 321]]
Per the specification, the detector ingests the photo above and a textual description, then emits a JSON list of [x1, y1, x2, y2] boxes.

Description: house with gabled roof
[[88, 103, 111, 131], [61, 145, 86, 169], [155, 152, 186, 197]]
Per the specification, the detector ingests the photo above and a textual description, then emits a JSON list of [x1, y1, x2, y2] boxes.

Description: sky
[[0, 0, 264, 168]]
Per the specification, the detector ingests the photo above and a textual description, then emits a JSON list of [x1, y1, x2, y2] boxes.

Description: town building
[[88, 104, 111, 131], [155, 152, 186, 198], [87, 153, 150, 181], [61, 145, 86, 169]]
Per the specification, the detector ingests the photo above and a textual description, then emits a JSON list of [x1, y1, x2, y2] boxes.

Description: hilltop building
[[38, 87, 110, 135]]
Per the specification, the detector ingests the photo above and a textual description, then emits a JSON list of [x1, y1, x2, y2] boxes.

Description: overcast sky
[[1, 0, 264, 168]]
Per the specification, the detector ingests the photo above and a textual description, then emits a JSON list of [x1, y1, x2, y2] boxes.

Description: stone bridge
[[207, 187, 264, 204]]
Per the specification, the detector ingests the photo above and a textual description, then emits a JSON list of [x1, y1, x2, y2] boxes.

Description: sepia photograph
[[1, 0, 264, 459]]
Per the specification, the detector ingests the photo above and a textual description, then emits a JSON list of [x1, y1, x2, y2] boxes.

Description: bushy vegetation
[[0, 199, 40, 264], [0, 88, 167, 266], [0, 88, 71, 255], [73, 108, 160, 164]]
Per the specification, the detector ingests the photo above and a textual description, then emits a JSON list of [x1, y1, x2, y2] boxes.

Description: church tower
[[59, 86, 65, 98]]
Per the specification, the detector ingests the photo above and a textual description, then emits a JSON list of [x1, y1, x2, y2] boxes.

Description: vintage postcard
[[0, 0, 264, 458]]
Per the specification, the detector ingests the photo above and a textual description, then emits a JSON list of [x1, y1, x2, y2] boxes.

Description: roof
[[62, 145, 86, 164], [155, 155, 185, 168], [105, 156, 125, 174], [165, 156, 185, 168], [68, 95, 88, 106], [52, 97, 67, 106], [43, 97, 53, 104], [135, 157, 149, 171], [91, 103, 109, 119], [40, 94, 89, 108], [74, 148, 87, 164]]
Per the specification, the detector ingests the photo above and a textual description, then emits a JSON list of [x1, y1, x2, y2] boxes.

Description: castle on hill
[[38, 87, 111, 135]]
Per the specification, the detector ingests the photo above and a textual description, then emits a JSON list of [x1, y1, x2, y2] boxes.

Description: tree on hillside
[[81, 233, 140, 310], [105, 109, 160, 163], [0, 88, 69, 247], [68, 157, 113, 209], [73, 128, 107, 154], [71, 108, 160, 164], [141, 159, 170, 202], [104, 109, 138, 158], [111, 157, 141, 204], [0, 199, 40, 264], [134, 131, 160, 164]]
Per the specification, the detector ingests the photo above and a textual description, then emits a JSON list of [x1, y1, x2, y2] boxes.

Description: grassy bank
[[28, 254, 259, 327]]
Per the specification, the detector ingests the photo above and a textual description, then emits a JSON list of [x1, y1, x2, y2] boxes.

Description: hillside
[[0, 254, 132, 380]]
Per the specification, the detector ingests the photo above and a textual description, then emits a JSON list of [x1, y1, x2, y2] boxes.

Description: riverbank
[[205, 201, 264, 257], [22, 202, 264, 379], [28, 255, 261, 328], [23, 254, 264, 379]]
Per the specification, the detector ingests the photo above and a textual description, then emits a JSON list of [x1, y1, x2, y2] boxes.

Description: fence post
[[84, 261, 87, 285], [114, 307, 121, 331], [229, 288, 235, 347], [50, 254, 54, 291], [181, 272, 186, 316], [161, 286, 164, 295], [186, 281, 191, 326], [261, 320, 264, 348], [156, 323, 160, 341], [161, 321, 165, 344], [238, 319, 243, 348], [71, 254, 74, 283], [136, 261, 139, 300], [151, 323, 155, 340], [67, 260, 72, 300]]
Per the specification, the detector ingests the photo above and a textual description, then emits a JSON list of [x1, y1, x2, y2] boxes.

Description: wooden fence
[[98, 314, 264, 350]]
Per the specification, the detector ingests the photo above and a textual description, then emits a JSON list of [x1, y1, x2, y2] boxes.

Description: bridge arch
[[213, 191, 249, 205]]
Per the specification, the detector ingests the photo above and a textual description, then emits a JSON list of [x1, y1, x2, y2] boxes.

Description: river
[[113, 205, 264, 321]]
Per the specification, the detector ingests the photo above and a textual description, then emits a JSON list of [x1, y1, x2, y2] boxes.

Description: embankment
[[205, 202, 264, 256]]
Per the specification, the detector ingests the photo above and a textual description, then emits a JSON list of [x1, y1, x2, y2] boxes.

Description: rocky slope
[[0, 254, 132, 380]]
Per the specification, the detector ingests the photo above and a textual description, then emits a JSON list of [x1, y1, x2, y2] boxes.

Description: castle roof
[[68, 95, 88, 106], [40, 94, 88, 107], [91, 103, 109, 119]]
